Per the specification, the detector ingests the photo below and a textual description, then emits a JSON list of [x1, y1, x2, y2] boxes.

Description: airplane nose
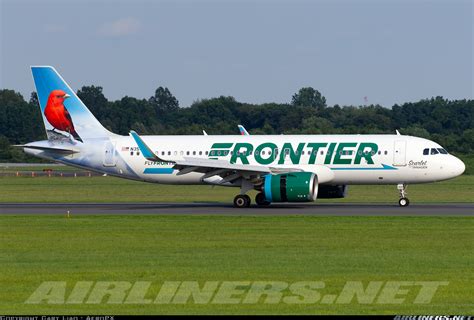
[[450, 156, 465, 177]]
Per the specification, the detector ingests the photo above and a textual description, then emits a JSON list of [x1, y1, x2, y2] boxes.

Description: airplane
[[238, 125, 250, 136], [19, 66, 465, 208]]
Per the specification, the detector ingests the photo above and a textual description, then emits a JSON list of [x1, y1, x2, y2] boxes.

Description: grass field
[[0, 215, 473, 314], [0, 174, 473, 203], [1, 168, 472, 314]]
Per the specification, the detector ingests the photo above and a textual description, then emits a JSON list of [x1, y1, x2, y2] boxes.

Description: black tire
[[399, 197, 410, 207], [234, 194, 250, 208], [243, 194, 251, 206], [255, 193, 271, 206]]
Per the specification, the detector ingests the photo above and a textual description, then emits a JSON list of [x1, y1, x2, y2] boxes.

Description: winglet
[[238, 125, 249, 136], [202, 130, 208, 136], [129, 131, 169, 162], [396, 129, 401, 136]]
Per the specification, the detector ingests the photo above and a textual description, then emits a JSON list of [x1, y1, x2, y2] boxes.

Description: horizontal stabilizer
[[14, 144, 80, 154]]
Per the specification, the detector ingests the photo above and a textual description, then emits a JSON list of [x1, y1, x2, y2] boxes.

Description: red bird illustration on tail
[[44, 89, 83, 142]]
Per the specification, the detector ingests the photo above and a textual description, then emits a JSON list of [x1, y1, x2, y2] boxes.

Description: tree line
[[0, 86, 472, 162]]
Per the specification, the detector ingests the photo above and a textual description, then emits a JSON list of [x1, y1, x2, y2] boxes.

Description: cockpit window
[[424, 147, 448, 155]]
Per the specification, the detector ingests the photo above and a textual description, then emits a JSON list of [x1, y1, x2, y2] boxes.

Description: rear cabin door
[[393, 140, 407, 166], [103, 141, 117, 167]]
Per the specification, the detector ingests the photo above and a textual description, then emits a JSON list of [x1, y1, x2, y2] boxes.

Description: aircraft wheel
[[255, 193, 270, 206], [234, 194, 250, 208], [399, 197, 410, 207]]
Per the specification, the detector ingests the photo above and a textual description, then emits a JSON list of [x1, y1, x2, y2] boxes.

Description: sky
[[0, 0, 472, 108]]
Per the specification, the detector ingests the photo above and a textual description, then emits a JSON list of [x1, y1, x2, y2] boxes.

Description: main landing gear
[[397, 183, 410, 207], [233, 193, 271, 208], [233, 179, 255, 208], [255, 192, 270, 206], [233, 194, 251, 208]]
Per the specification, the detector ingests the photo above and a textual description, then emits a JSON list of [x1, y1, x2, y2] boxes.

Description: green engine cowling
[[263, 172, 318, 203]]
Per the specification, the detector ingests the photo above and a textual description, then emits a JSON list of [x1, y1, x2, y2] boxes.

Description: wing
[[63, 107, 74, 125], [129, 131, 304, 186]]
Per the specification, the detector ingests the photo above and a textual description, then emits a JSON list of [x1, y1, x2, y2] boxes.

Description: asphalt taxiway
[[0, 203, 473, 216]]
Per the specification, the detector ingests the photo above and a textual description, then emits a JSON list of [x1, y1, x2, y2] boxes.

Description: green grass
[[0, 175, 472, 203], [0, 215, 472, 314]]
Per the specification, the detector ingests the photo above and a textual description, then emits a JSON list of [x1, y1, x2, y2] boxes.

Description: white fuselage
[[26, 134, 465, 186]]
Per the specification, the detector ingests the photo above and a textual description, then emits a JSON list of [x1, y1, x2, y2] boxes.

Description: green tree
[[149, 87, 179, 117], [291, 87, 326, 110], [77, 86, 108, 118]]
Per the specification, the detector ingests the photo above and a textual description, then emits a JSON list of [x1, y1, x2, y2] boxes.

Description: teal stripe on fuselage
[[144, 168, 174, 174], [330, 164, 397, 170]]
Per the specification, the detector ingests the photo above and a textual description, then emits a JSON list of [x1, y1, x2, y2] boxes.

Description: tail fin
[[31, 66, 111, 142], [238, 124, 249, 136]]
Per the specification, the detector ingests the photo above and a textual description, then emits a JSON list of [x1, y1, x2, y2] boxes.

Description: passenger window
[[423, 148, 429, 155], [384, 151, 388, 155], [186, 151, 190, 156], [205, 151, 208, 155], [430, 148, 439, 155], [199, 151, 202, 155], [193, 151, 196, 155]]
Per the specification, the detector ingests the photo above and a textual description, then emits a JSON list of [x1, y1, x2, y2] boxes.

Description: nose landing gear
[[397, 183, 410, 207]]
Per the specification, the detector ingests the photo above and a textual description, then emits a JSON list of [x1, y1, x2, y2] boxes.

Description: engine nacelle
[[317, 185, 348, 199], [263, 172, 318, 202]]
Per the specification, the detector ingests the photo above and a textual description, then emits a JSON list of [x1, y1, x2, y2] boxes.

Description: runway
[[1, 202, 473, 216]]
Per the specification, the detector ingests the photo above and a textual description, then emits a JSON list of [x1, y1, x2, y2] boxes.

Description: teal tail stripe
[[144, 168, 174, 174], [330, 164, 397, 170]]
